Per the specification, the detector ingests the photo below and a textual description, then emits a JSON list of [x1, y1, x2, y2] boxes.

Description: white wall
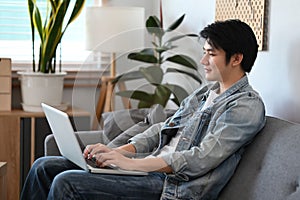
[[161, 0, 300, 123], [250, 0, 300, 123], [161, 0, 215, 93], [59, 0, 300, 124]]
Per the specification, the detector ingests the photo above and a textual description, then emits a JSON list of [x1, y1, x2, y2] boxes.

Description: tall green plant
[[28, 0, 86, 73], [114, 14, 202, 108]]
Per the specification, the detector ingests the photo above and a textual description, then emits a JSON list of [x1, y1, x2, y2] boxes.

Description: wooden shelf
[[0, 107, 90, 200], [0, 107, 90, 118]]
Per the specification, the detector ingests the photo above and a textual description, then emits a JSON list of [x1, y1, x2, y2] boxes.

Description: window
[[0, 1, 94, 70]]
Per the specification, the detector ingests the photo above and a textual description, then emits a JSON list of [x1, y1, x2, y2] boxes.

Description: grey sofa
[[44, 115, 300, 200]]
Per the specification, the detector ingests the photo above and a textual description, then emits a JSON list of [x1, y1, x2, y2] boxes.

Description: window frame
[[0, 0, 97, 72]]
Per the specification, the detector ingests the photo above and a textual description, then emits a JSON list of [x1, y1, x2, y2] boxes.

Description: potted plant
[[114, 14, 202, 108], [18, 0, 86, 112]]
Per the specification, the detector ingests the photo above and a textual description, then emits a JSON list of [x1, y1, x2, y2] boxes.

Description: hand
[[83, 143, 132, 169], [93, 150, 133, 170], [83, 143, 171, 172], [95, 152, 172, 173], [83, 143, 112, 160]]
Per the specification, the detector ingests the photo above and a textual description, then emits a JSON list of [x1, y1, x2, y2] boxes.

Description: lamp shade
[[85, 6, 145, 53]]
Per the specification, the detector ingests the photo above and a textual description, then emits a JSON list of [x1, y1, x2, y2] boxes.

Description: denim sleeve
[[160, 94, 266, 178], [129, 122, 163, 155]]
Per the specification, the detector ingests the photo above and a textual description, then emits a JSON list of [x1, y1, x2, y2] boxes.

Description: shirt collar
[[210, 75, 249, 100]]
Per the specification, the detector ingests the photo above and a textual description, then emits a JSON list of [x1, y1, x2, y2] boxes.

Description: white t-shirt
[[150, 90, 219, 158], [200, 90, 219, 111]]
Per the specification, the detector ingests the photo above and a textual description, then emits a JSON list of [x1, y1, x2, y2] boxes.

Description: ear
[[231, 53, 243, 66]]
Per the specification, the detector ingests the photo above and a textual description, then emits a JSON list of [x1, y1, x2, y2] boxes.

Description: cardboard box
[[0, 94, 11, 111], [0, 77, 11, 93], [0, 58, 11, 111], [0, 58, 11, 76]]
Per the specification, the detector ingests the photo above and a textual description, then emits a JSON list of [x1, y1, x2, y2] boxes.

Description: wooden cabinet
[[0, 116, 20, 200], [0, 108, 90, 200], [0, 162, 7, 200]]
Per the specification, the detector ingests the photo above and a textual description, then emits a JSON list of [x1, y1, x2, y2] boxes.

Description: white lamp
[[85, 6, 145, 77], [85, 5, 145, 129]]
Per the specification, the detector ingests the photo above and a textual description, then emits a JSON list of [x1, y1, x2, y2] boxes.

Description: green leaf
[[116, 90, 155, 108], [128, 52, 158, 64], [165, 33, 199, 43], [155, 46, 170, 54], [146, 15, 161, 29], [66, 0, 86, 26], [116, 86, 172, 108], [136, 85, 172, 108], [32, 4, 43, 42], [112, 70, 144, 84], [152, 42, 158, 48], [116, 90, 153, 102], [146, 16, 161, 36], [28, 0, 36, 71], [42, 1, 68, 72], [146, 16, 164, 38], [152, 85, 172, 107], [166, 68, 202, 84], [166, 14, 185, 32], [140, 48, 155, 55], [49, 0, 58, 10], [138, 101, 154, 108], [166, 54, 198, 70], [140, 66, 163, 85], [164, 83, 189, 104]]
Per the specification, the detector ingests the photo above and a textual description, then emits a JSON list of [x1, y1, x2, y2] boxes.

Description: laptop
[[41, 103, 148, 176]]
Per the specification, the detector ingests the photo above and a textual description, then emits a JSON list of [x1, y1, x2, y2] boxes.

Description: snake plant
[[28, 0, 86, 73], [114, 14, 202, 108]]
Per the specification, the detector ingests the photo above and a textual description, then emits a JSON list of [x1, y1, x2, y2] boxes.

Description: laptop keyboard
[[85, 158, 99, 168], [85, 157, 116, 169]]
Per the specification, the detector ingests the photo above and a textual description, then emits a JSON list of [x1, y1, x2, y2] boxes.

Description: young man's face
[[200, 40, 231, 82]]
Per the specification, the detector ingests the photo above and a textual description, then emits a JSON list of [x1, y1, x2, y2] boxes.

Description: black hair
[[200, 19, 258, 73]]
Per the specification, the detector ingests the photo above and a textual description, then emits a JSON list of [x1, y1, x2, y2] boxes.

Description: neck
[[219, 72, 245, 94]]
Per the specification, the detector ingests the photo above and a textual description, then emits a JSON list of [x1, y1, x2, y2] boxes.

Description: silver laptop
[[41, 103, 148, 176]]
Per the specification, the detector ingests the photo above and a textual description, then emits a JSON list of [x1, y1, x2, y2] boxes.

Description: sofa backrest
[[219, 116, 300, 200]]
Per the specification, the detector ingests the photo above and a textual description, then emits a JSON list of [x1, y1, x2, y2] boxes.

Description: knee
[[49, 171, 76, 198], [29, 156, 66, 179], [30, 157, 51, 174], [31, 156, 58, 172], [52, 173, 68, 190]]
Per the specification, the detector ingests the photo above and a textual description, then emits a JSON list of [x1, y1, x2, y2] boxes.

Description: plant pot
[[17, 71, 67, 112]]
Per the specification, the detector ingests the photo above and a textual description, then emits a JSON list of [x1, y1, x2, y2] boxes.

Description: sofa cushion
[[219, 116, 300, 200], [102, 105, 176, 144], [107, 121, 151, 147], [102, 108, 150, 143]]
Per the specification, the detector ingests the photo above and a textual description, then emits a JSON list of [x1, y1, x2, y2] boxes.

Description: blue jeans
[[20, 156, 165, 200]]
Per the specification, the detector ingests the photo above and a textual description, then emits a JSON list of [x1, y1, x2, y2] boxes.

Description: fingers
[[93, 151, 118, 168], [83, 144, 98, 158], [90, 144, 110, 156], [83, 144, 94, 158], [83, 143, 111, 159], [83, 144, 126, 168]]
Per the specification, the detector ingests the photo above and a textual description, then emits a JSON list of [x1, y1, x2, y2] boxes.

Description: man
[[21, 19, 265, 200]]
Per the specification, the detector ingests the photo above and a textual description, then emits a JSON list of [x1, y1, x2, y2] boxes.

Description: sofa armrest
[[44, 130, 104, 156]]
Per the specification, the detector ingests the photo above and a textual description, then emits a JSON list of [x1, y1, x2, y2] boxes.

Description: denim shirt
[[130, 76, 266, 200]]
